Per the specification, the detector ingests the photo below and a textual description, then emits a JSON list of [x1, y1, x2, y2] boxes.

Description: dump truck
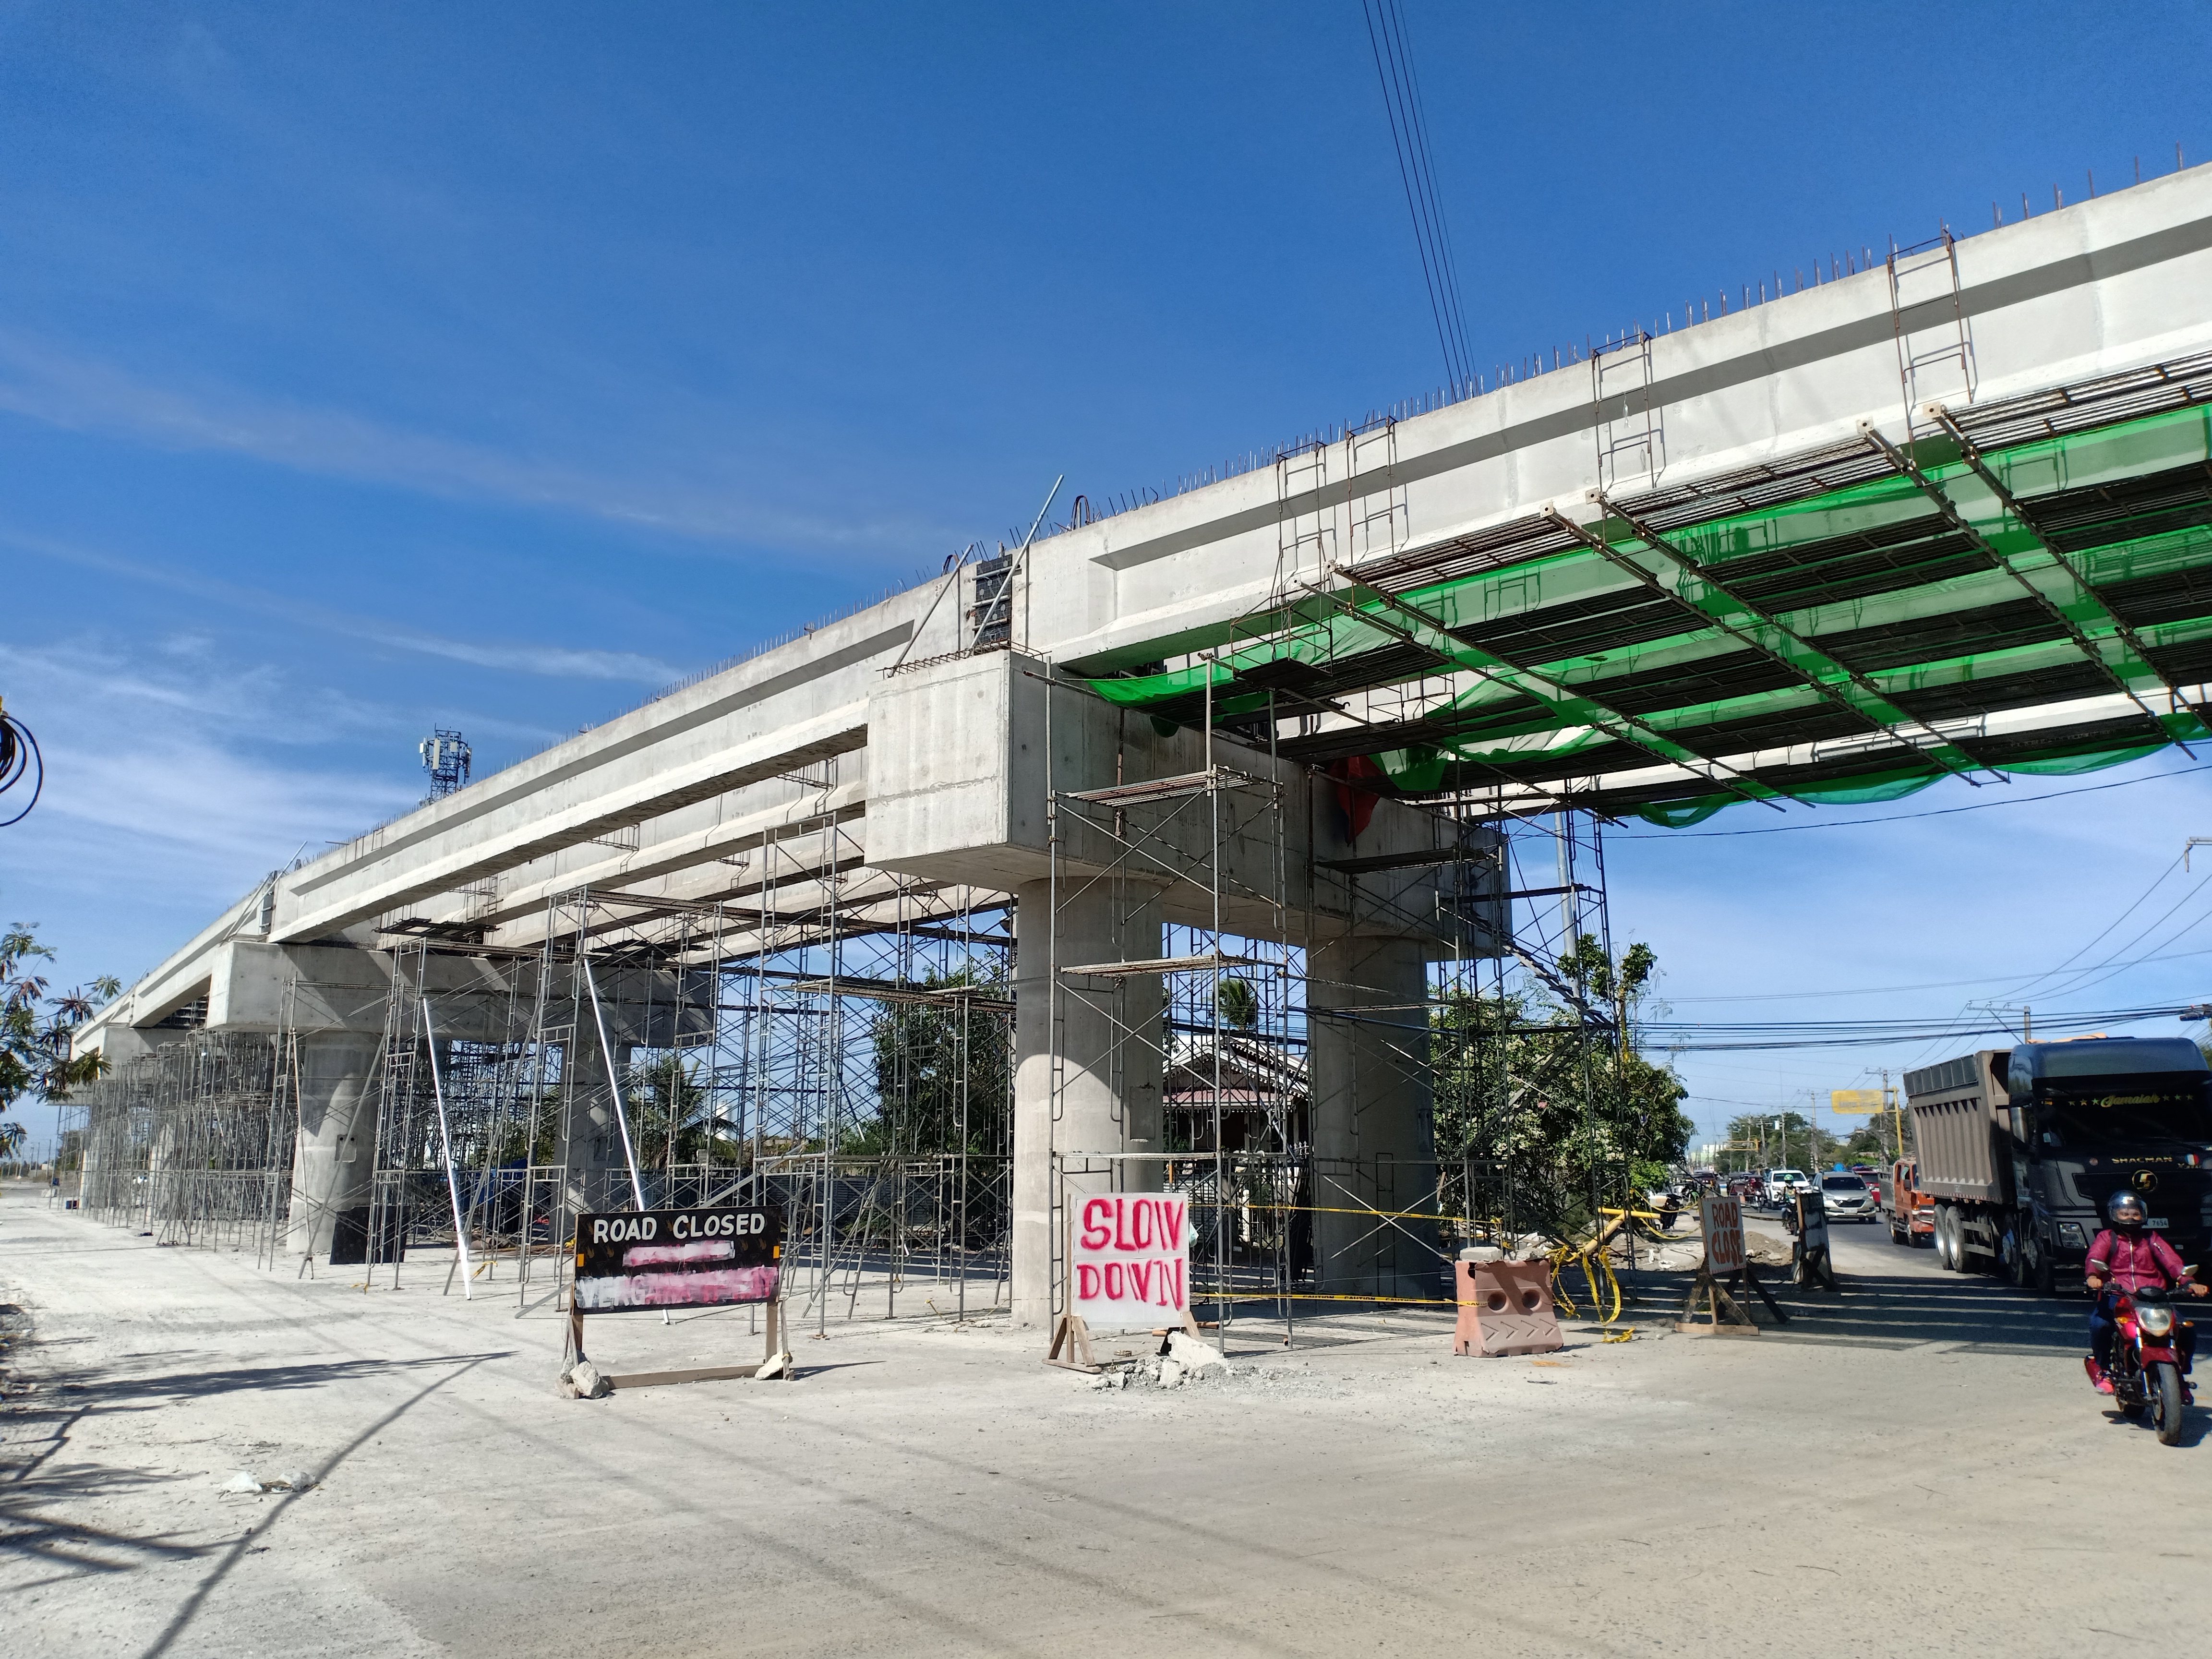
[[1903, 1036, 2212, 1292]]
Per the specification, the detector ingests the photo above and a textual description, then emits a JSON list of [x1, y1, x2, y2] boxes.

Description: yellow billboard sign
[[1829, 1089, 1884, 1114]]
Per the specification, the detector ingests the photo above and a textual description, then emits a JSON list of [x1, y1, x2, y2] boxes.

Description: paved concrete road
[[3, 1187, 2206, 1659]]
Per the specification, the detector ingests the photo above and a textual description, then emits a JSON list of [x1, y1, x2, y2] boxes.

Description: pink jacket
[[2086, 1226, 2188, 1294]]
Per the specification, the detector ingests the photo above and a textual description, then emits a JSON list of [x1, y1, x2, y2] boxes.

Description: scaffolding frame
[[64, 791, 1020, 1338], [61, 1028, 297, 1267]]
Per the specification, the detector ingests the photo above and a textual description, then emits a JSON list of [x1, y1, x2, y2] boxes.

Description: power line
[[1644, 1002, 2188, 1052], [1994, 851, 2191, 1003], [2028, 874, 2212, 1002], [1666, 941, 2212, 1005], [1360, 0, 1473, 396], [1380, 0, 1472, 382]]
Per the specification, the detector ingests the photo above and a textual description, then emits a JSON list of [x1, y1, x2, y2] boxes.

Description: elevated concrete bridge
[[75, 165, 2212, 1321]]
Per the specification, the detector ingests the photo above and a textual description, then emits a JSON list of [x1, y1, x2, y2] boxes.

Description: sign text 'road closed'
[[1073, 1194, 1190, 1331], [573, 1205, 782, 1313], [1701, 1195, 1746, 1278]]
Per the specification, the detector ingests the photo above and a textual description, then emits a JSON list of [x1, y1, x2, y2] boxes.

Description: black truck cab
[[1906, 1036, 2212, 1287], [2008, 1037, 2212, 1288]]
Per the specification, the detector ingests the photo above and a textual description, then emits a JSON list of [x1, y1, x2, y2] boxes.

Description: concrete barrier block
[[1453, 1259, 1563, 1357]]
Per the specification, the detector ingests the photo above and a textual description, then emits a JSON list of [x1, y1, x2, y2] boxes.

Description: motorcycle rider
[[2084, 1189, 2207, 1397]]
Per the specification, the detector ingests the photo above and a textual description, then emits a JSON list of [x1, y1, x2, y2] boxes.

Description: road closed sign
[[1701, 1195, 1746, 1277], [1072, 1193, 1190, 1332], [574, 1206, 781, 1313]]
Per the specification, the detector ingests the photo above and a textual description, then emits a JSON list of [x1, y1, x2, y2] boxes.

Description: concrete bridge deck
[[68, 163, 2212, 1320]]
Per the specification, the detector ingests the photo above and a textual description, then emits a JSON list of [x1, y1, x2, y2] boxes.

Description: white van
[[1762, 1168, 1812, 1206]]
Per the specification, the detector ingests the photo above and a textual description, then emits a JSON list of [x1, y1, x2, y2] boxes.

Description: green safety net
[[1629, 735, 2181, 829], [1633, 796, 1734, 829], [1083, 401, 2212, 825], [1997, 739, 2173, 776]]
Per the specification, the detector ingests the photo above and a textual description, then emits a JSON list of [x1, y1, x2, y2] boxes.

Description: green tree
[[2, 924, 119, 1140], [1839, 1113, 1911, 1166], [1720, 1109, 1855, 1171], [1214, 977, 1260, 1032], [1434, 937, 1691, 1236], [855, 967, 1010, 1156], [629, 1052, 737, 1166]]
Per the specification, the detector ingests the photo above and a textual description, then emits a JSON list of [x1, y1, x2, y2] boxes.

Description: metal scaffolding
[[61, 775, 1019, 1334], [60, 1029, 297, 1266]]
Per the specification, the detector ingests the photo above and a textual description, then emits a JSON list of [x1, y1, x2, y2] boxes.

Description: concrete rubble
[[561, 1360, 611, 1399]]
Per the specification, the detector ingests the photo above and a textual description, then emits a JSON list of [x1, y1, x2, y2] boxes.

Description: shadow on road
[[1, 1450, 217, 1592], [29, 1349, 516, 1407], [1626, 1265, 2092, 1354], [1, 1343, 516, 1610]]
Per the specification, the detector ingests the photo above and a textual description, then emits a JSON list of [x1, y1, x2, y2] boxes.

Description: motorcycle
[[2104, 1284, 2192, 1446], [1645, 1182, 1698, 1231]]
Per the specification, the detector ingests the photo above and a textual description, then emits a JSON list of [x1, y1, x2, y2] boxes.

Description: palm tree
[[629, 1052, 738, 1166], [1, 925, 116, 1117], [1215, 977, 1260, 1032]]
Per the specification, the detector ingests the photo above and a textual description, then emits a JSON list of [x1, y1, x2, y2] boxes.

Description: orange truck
[[1887, 1156, 1935, 1248]]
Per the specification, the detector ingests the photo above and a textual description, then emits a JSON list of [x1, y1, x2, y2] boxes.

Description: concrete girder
[[1861, 424, 2182, 737], [477, 870, 989, 967], [1050, 169, 2212, 675], [1310, 576, 1789, 809], [393, 778, 870, 937], [1562, 502, 1994, 781], [77, 167, 2212, 1052], [276, 703, 872, 943]]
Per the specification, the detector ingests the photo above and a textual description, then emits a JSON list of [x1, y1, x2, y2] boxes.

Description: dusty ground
[[4, 1184, 2209, 1659]]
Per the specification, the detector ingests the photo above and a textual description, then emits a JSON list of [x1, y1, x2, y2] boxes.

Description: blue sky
[[6, 2, 2212, 1156]]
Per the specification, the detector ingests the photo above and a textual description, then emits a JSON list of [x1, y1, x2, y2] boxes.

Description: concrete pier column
[[285, 1033, 383, 1259], [1308, 935, 1437, 1299], [558, 1035, 633, 1214], [1010, 878, 1164, 1329]]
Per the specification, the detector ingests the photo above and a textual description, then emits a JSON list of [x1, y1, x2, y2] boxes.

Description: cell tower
[[420, 729, 471, 800]]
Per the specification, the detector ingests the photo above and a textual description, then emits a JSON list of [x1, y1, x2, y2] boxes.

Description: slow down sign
[[1072, 1193, 1191, 1332]]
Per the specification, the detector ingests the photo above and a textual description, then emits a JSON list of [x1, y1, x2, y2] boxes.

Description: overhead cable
[[1360, 0, 1474, 397], [1980, 851, 2191, 1004], [0, 699, 40, 828], [1640, 1002, 2189, 1052]]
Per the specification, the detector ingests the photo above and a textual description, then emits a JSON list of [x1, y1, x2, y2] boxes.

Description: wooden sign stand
[[1044, 1303, 1202, 1373], [569, 1294, 793, 1389], [1045, 1310, 1102, 1373], [1790, 1192, 1841, 1291], [1676, 1262, 1787, 1337]]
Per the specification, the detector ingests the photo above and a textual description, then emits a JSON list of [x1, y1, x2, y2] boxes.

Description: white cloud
[[376, 632, 675, 683], [0, 330, 946, 554], [0, 638, 414, 886], [3, 525, 681, 685]]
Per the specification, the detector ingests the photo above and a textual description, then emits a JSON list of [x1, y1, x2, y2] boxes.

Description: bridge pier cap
[[866, 649, 1486, 952]]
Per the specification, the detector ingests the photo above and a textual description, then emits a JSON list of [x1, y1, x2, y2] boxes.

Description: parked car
[[1886, 1156, 1936, 1248], [1819, 1173, 1876, 1221]]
